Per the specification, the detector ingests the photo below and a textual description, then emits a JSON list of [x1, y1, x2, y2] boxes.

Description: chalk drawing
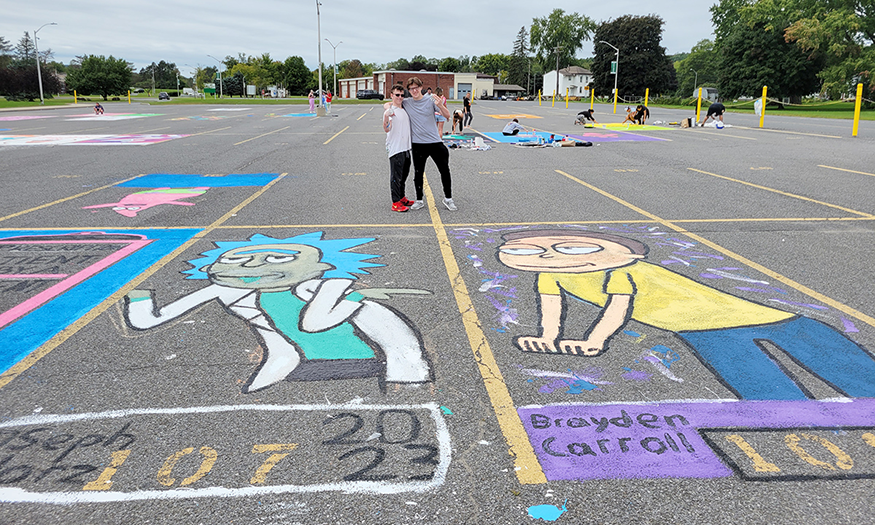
[[124, 232, 432, 393], [496, 229, 875, 400], [82, 188, 208, 217]]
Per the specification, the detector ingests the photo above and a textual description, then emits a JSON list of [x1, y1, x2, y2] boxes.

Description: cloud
[[4, 1, 714, 74]]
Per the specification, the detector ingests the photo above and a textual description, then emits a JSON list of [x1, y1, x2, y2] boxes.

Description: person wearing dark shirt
[[700, 102, 726, 126], [634, 105, 650, 125], [575, 109, 598, 125]]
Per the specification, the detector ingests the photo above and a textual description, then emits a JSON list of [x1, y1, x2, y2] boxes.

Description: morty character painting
[[125, 232, 432, 393], [497, 229, 875, 401]]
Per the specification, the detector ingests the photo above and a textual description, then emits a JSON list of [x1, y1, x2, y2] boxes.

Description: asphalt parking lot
[[0, 99, 873, 524]]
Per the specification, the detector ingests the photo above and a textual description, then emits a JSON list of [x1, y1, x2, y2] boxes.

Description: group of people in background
[[307, 89, 333, 113]]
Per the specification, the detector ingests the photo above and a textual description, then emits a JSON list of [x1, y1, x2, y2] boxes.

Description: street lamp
[[690, 68, 698, 92], [553, 46, 562, 105], [600, 40, 619, 114], [33, 22, 57, 105], [325, 38, 342, 98], [316, 0, 325, 115], [207, 54, 223, 98]]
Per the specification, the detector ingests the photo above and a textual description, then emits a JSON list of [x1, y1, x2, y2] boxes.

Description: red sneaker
[[392, 202, 409, 212], [399, 197, 415, 207]]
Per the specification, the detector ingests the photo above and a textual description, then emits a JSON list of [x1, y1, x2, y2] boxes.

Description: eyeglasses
[[392, 93, 404, 97]]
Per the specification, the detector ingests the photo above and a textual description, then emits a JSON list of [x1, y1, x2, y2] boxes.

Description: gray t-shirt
[[402, 96, 442, 144]]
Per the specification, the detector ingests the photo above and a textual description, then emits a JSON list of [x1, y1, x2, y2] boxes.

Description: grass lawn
[[648, 100, 874, 120]]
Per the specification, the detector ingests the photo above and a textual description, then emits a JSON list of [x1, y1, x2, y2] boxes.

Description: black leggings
[[412, 142, 452, 200], [464, 109, 473, 127]]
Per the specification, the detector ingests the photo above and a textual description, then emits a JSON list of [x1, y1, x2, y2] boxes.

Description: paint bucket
[[474, 137, 484, 148]]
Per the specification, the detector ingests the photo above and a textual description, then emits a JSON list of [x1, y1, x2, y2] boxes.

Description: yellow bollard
[[590, 88, 594, 110], [759, 86, 767, 128], [644, 88, 649, 107], [128, 90, 131, 104], [613, 88, 618, 114], [538, 90, 541, 106], [696, 87, 703, 124], [74, 90, 77, 104], [565, 88, 569, 109], [852, 83, 863, 137]]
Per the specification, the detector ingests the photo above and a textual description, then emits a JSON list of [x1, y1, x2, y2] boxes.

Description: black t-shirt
[[708, 102, 726, 115]]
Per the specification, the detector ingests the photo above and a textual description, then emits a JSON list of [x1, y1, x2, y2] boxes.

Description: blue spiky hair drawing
[[182, 232, 382, 280]]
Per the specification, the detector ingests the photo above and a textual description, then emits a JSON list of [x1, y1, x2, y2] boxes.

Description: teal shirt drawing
[[258, 290, 375, 360]]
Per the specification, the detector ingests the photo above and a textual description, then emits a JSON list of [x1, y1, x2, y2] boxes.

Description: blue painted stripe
[[0, 229, 201, 375]]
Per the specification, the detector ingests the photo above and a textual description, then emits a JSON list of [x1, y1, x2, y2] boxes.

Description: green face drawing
[[205, 244, 333, 291]]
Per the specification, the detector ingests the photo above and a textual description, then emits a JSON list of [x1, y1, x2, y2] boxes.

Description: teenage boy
[[383, 85, 416, 212], [403, 77, 457, 211], [502, 118, 527, 136], [496, 229, 875, 401]]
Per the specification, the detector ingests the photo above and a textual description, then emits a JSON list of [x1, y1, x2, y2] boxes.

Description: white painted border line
[[0, 403, 451, 504]]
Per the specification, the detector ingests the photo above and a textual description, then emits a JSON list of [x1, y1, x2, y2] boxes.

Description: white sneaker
[[409, 200, 425, 210], [443, 198, 457, 211]]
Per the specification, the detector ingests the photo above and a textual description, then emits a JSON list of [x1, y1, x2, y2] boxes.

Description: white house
[[543, 66, 593, 97]]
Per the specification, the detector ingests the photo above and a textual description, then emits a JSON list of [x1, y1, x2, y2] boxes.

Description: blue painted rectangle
[[118, 174, 280, 188]]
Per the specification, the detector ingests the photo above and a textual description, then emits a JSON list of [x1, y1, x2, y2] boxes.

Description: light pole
[[33, 22, 57, 105], [325, 38, 342, 98], [690, 68, 698, 93], [600, 40, 619, 114], [207, 54, 223, 98], [553, 46, 562, 104], [316, 0, 325, 116]]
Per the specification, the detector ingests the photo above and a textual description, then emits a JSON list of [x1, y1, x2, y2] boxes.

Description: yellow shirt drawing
[[538, 261, 793, 332]]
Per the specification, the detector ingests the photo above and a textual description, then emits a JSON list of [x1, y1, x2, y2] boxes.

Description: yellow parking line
[[694, 130, 756, 140], [818, 165, 875, 178], [423, 176, 547, 485], [186, 126, 233, 137], [556, 169, 875, 329], [234, 126, 290, 146], [0, 174, 288, 390], [0, 174, 145, 223], [323, 126, 350, 145], [356, 113, 367, 121], [736, 127, 842, 139], [688, 168, 875, 218]]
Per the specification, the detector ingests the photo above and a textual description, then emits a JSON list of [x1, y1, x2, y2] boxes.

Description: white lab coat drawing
[[126, 278, 431, 392]]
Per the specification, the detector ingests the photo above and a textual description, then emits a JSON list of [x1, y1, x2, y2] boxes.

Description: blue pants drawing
[[679, 316, 875, 400]]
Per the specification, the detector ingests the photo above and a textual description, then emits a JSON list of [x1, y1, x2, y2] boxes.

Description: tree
[[530, 9, 596, 72], [591, 15, 677, 97], [674, 39, 720, 97], [508, 26, 531, 91], [15, 32, 35, 62], [718, 21, 823, 100], [138, 61, 179, 90], [0, 35, 13, 69], [65, 55, 132, 100], [438, 57, 461, 72], [474, 53, 510, 76], [279, 56, 314, 94], [738, 0, 875, 99], [386, 57, 411, 71], [0, 63, 63, 100]]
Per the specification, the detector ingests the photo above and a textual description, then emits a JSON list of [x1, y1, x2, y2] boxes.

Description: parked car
[[356, 89, 384, 100], [158, 92, 170, 100]]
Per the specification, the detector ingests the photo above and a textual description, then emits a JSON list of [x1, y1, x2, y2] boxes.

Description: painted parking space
[[0, 134, 188, 146], [447, 216, 875, 484]]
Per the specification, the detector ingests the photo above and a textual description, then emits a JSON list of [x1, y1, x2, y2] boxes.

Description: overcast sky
[[5, 1, 716, 76]]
